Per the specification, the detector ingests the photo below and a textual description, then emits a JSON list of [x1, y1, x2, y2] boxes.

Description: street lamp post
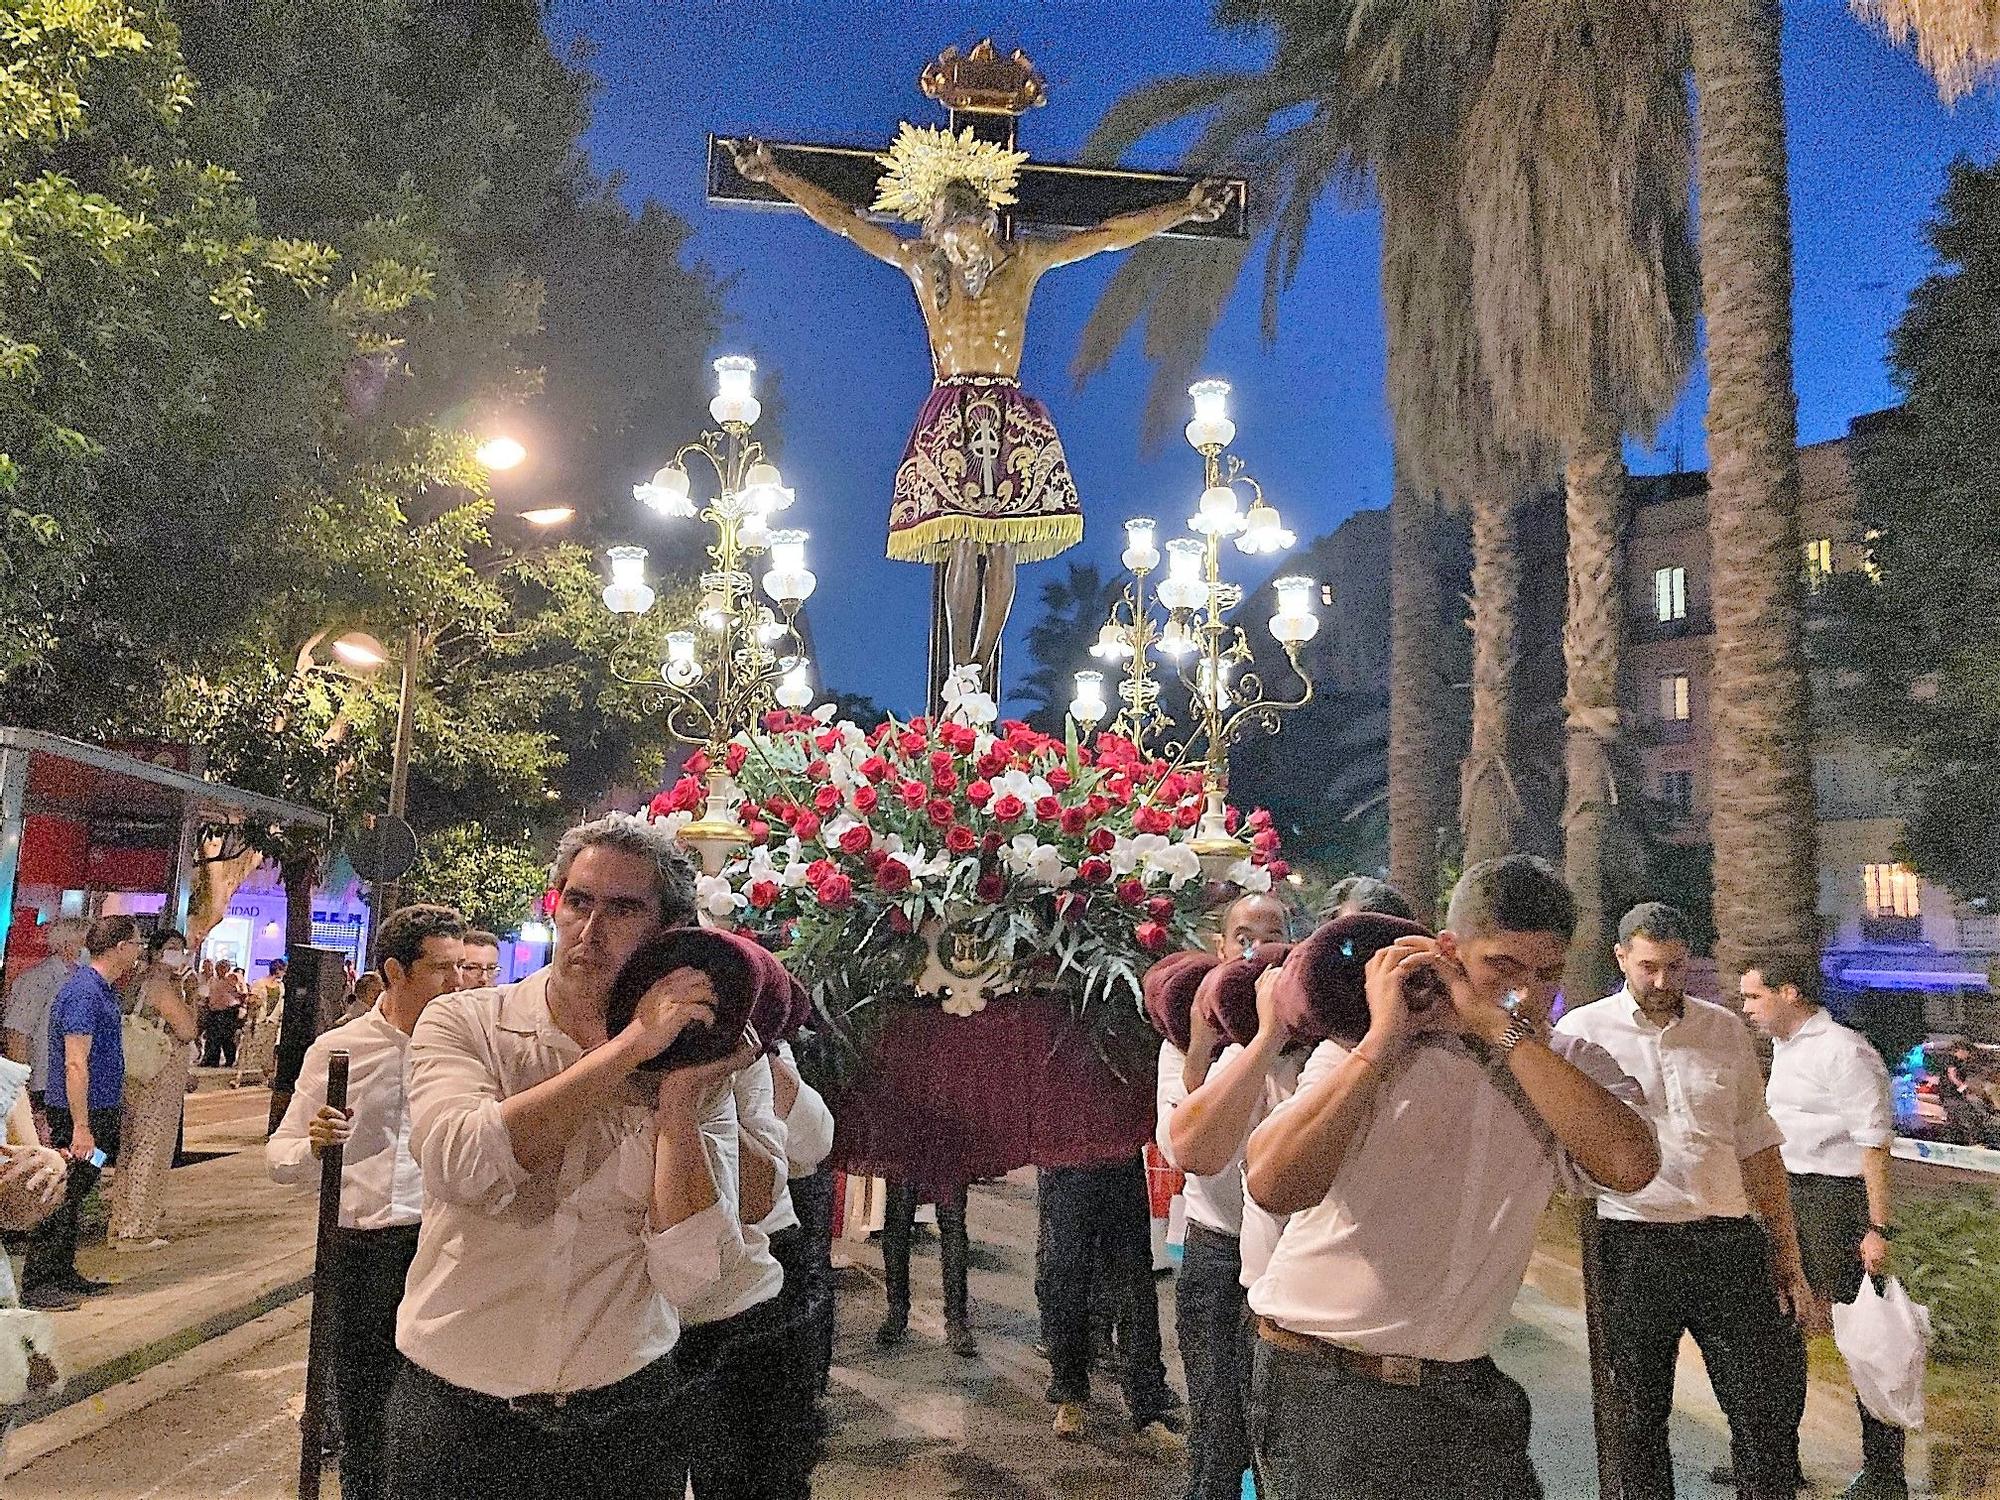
[[1072, 379, 1323, 876], [604, 356, 817, 871]]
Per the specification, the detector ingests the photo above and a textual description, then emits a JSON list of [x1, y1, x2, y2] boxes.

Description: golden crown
[[871, 123, 1028, 223]]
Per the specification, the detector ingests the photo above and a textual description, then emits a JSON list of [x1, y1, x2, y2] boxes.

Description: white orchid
[[1225, 858, 1274, 894], [1145, 842, 1203, 890], [1004, 834, 1073, 888], [893, 845, 950, 881], [941, 664, 998, 727], [654, 809, 694, 841], [1111, 832, 1168, 876], [695, 874, 744, 918], [991, 767, 1053, 806], [811, 703, 838, 724]]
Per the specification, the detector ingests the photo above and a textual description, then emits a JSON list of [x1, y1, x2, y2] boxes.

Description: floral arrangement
[[647, 670, 1286, 1071]]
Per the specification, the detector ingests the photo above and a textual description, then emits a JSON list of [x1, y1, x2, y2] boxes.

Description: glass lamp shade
[[662, 630, 702, 686], [1237, 496, 1297, 554], [635, 465, 695, 518], [741, 461, 793, 512], [698, 590, 728, 632], [1270, 576, 1319, 642], [603, 546, 656, 614], [1159, 618, 1196, 657], [775, 660, 814, 709], [1157, 539, 1208, 611], [1121, 517, 1161, 572], [763, 530, 814, 602], [1186, 379, 1236, 450], [1069, 669, 1108, 726], [710, 355, 761, 426], [1090, 620, 1132, 661], [1193, 483, 1245, 536], [736, 510, 773, 551]]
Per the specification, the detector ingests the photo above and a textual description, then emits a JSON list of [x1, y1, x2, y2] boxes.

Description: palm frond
[[1852, 0, 2000, 103], [1078, 71, 1275, 164]]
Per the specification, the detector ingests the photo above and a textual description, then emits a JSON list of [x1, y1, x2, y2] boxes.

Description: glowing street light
[[476, 435, 527, 471]]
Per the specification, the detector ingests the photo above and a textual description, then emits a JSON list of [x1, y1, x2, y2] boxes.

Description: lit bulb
[[1194, 484, 1245, 536], [1186, 379, 1236, 451], [1270, 575, 1320, 643], [1237, 496, 1296, 555], [635, 464, 695, 518], [1159, 619, 1196, 658], [1121, 517, 1161, 573], [776, 659, 814, 709], [737, 510, 773, 551], [1070, 669, 1108, 727], [740, 461, 792, 513], [711, 355, 761, 426], [698, 590, 728, 632], [1157, 539, 1207, 611], [602, 546, 655, 615]]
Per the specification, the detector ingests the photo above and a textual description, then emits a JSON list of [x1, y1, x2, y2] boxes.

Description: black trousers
[[1597, 1217, 1807, 1500], [1037, 1158, 1172, 1423], [23, 1106, 122, 1289], [383, 1354, 681, 1499], [325, 1224, 420, 1500], [1179, 1223, 1252, 1500], [788, 1169, 838, 1393], [1789, 1172, 1907, 1481], [199, 1010, 241, 1067], [665, 1260, 822, 1500], [1248, 1335, 1541, 1500]]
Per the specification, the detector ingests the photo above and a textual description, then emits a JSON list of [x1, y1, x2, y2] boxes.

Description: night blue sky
[[548, 0, 1998, 715]]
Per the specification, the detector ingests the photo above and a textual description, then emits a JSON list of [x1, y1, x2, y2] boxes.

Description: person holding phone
[[21, 914, 146, 1308]]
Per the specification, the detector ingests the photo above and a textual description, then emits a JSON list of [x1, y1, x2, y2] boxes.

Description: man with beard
[[1555, 903, 1814, 1500]]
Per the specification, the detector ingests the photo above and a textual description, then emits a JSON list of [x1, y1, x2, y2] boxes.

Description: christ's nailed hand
[[729, 138, 774, 183], [1186, 179, 1232, 224]]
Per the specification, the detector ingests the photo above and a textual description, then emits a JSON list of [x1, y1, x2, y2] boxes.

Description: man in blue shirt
[[22, 913, 145, 1309]]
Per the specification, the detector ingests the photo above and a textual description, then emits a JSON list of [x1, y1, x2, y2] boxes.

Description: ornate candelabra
[[1072, 379, 1323, 874], [603, 355, 818, 869]]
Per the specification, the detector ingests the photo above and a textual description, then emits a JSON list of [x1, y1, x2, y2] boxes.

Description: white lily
[[941, 665, 999, 727], [695, 874, 744, 918]]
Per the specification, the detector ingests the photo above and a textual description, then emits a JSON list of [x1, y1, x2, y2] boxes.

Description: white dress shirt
[[1250, 1031, 1638, 1362], [3, 955, 75, 1093], [736, 1056, 798, 1237], [1155, 1039, 1244, 1236], [267, 1005, 423, 1229], [677, 1086, 785, 1328], [775, 1040, 834, 1180], [1234, 1047, 1304, 1291], [1768, 1009, 1894, 1178], [1556, 988, 1785, 1223], [396, 969, 742, 1398]]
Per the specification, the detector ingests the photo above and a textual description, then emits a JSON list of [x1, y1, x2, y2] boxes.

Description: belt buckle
[[1378, 1355, 1423, 1387]]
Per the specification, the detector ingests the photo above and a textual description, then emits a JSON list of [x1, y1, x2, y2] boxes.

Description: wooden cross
[[707, 40, 1250, 711]]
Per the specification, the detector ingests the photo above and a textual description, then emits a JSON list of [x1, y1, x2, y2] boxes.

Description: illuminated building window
[[1862, 863, 1920, 921], [1653, 565, 1687, 622], [1657, 673, 1691, 722], [1802, 537, 1834, 592]]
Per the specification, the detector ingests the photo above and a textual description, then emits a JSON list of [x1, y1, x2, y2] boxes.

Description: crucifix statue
[[710, 41, 1248, 705]]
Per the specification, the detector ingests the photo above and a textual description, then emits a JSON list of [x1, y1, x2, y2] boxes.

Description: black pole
[[297, 1049, 349, 1500], [1579, 1206, 1623, 1497]]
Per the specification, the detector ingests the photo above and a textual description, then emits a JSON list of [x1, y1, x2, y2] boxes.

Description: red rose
[[876, 859, 912, 895], [977, 751, 1009, 778], [1059, 806, 1090, 837], [1079, 858, 1111, 885], [816, 873, 855, 909], [1268, 859, 1292, 881], [814, 728, 840, 752], [1148, 897, 1176, 923], [725, 743, 748, 776], [899, 779, 928, 809], [814, 784, 842, 814], [888, 907, 913, 933], [1135, 920, 1170, 953], [858, 755, 890, 783], [931, 764, 959, 794], [908, 716, 930, 736], [967, 779, 994, 807], [684, 749, 711, 778], [1034, 796, 1062, 822], [1225, 805, 1242, 833], [747, 880, 780, 910], [1116, 878, 1147, 906], [793, 812, 822, 841], [1086, 827, 1116, 855], [1134, 806, 1173, 836], [1109, 778, 1136, 806], [746, 819, 771, 845], [976, 871, 1006, 903], [805, 759, 829, 781], [946, 824, 977, 855], [1252, 828, 1281, 858], [1175, 801, 1201, 829], [763, 712, 790, 732], [838, 825, 872, 855], [980, 832, 1004, 857], [991, 794, 1026, 823], [1056, 890, 1088, 923], [1047, 767, 1073, 792], [805, 858, 835, 884], [927, 798, 955, 829], [930, 749, 955, 775], [1087, 794, 1111, 818], [1247, 807, 1273, 831], [851, 783, 880, 814], [865, 845, 888, 868], [1001, 719, 1032, 738], [898, 730, 927, 757], [940, 723, 978, 754]]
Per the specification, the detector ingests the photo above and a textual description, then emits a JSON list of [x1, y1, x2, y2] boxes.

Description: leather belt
[[1255, 1317, 1477, 1389]]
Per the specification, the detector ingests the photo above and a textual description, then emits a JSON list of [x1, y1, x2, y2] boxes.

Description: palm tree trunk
[[1388, 468, 1453, 924], [1687, 0, 1821, 985], [1561, 412, 1630, 1006], [1461, 480, 1524, 866]]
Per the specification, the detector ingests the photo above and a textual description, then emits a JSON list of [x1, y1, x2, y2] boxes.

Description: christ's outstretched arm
[[728, 138, 910, 266], [1032, 179, 1234, 271]]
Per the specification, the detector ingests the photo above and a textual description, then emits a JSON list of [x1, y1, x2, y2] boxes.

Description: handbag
[[122, 998, 178, 1088], [1832, 1275, 1931, 1430]]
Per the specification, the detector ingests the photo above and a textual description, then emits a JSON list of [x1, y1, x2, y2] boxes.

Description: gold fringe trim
[[888, 514, 1082, 565]]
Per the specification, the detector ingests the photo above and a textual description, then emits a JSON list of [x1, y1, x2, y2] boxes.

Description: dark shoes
[[64, 1274, 114, 1296], [1842, 1472, 1910, 1500], [20, 1285, 81, 1311], [945, 1319, 978, 1357], [875, 1308, 909, 1348], [1707, 1466, 1809, 1491]]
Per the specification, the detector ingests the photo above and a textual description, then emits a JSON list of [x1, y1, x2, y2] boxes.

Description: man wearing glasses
[[269, 903, 467, 1500], [456, 930, 503, 991]]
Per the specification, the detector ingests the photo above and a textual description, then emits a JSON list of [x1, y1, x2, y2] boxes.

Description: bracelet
[[1493, 1014, 1537, 1059]]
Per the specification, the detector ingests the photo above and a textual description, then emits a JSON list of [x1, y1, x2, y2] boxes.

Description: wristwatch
[[1493, 1013, 1538, 1059]]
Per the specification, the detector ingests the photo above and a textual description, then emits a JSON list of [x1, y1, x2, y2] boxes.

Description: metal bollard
[[297, 1050, 349, 1500]]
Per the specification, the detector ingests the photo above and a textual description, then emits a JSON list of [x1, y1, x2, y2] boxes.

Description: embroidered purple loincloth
[[886, 375, 1084, 565]]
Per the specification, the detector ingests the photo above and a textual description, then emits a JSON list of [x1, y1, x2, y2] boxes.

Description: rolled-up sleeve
[[1548, 1033, 1655, 1196], [1839, 1042, 1896, 1150], [1154, 1040, 1189, 1165], [643, 1199, 742, 1308], [1730, 1021, 1787, 1159], [783, 1081, 835, 1176], [266, 1036, 329, 1186], [407, 997, 530, 1210]]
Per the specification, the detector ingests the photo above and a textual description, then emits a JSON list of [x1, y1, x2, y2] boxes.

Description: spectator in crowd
[[456, 930, 503, 990], [386, 815, 748, 1496], [270, 904, 467, 1500], [0, 1047, 67, 1458], [1936, 1040, 1995, 1145], [1742, 955, 1910, 1500], [1, 917, 88, 1110], [1245, 856, 1655, 1499], [108, 929, 199, 1249], [342, 971, 385, 1025], [235, 958, 287, 1086], [1314, 875, 1416, 924], [1555, 902, 1814, 1499], [200, 958, 248, 1068], [21, 914, 147, 1308], [1219, 892, 1289, 960]]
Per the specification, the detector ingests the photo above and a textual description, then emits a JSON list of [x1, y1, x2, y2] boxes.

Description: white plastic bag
[[1832, 1276, 1930, 1430]]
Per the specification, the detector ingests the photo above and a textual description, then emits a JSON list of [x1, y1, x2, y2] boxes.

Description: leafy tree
[[1836, 155, 2000, 905], [1016, 561, 1115, 734], [404, 823, 549, 935]]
